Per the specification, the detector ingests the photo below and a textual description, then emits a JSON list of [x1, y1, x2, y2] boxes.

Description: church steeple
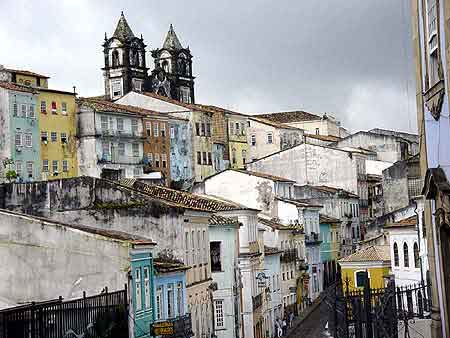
[[150, 24, 196, 103], [102, 12, 148, 100]]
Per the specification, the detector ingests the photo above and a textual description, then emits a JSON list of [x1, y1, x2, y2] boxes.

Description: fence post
[[83, 291, 88, 329], [363, 274, 372, 338]]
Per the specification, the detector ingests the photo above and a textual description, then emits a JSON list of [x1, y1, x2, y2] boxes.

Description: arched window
[[414, 242, 420, 268], [162, 60, 169, 72], [403, 243, 409, 268], [112, 50, 119, 67], [393, 242, 399, 267]]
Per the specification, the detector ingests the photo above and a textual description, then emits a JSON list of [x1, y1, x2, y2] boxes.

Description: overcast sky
[[0, 0, 417, 133]]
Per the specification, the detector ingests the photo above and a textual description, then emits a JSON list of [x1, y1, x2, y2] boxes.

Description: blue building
[[0, 82, 40, 181], [152, 258, 192, 337], [169, 119, 193, 189]]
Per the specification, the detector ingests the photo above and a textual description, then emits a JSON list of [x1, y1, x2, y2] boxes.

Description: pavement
[[286, 297, 329, 338]]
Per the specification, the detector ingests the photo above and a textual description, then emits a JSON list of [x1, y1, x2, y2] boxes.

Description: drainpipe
[[413, 199, 424, 285]]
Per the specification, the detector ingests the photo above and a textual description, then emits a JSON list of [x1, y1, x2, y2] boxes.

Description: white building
[[263, 246, 283, 337]]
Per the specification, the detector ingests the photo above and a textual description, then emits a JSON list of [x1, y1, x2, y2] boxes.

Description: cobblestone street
[[288, 301, 328, 338]]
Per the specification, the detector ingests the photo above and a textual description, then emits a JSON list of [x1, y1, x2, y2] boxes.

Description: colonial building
[[247, 117, 303, 162], [319, 215, 340, 287], [0, 82, 40, 182]]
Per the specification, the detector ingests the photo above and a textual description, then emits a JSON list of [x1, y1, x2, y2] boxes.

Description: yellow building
[[227, 113, 249, 169], [338, 245, 391, 290], [38, 88, 77, 180], [2, 68, 49, 88]]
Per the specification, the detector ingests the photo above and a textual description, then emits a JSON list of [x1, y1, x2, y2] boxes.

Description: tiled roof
[[385, 216, 416, 228], [113, 12, 135, 41], [249, 116, 301, 130], [275, 197, 322, 208], [264, 246, 283, 255], [231, 169, 295, 183], [154, 258, 189, 273], [258, 217, 299, 231], [255, 110, 322, 123], [118, 179, 246, 212], [305, 134, 341, 142], [209, 214, 241, 227], [38, 88, 76, 96], [0, 208, 155, 245], [307, 185, 359, 199], [195, 104, 249, 118], [140, 91, 193, 109], [162, 24, 183, 50], [319, 215, 341, 224], [339, 245, 390, 263], [78, 98, 166, 118], [4, 68, 49, 79], [0, 81, 37, 94]]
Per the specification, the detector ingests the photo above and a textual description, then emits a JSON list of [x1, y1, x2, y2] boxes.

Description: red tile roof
[[319, 215, 341, 224], [231, 169, 295, 182], [306, 185, 359, 199], [258, 217, 299, 231], [5, 68, 50, 79], [339, 245, 390, 263], [305, 134, 341, 142], [0, 81, 37, 94], [256, 110, 322, 123], [249, 116, 301, 130], [209, 214, 241, 226], [384, 216, 416, 228]]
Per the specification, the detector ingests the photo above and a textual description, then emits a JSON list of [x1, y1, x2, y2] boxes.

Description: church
[[102, 12, 195, 104]]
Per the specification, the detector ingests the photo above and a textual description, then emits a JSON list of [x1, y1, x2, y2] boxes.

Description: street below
[[287, 301, 329, 338]]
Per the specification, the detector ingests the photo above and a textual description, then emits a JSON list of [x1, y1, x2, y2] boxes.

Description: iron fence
[[0, 287, 128, 338]]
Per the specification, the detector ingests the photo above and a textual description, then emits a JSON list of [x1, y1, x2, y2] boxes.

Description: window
[[403, 243, 409, 268], [60, 132, 67, 144], [202, 230, 207, 264], [102, 142, 110, 159], [185, 232, 190, 265], [235, 122, 240, 135], [51, 101, 57, 114], [101, 116, 108, 131], [26, 161, 33, 177], [195, 122, 200, 136], [154, 123, 159, 137], [241, 122, 246, 135], [135, 268, 142, 311], [214, 300, 224, 329], [197, 152, 201, 165], [21, 104, 27, 117], [267, 133, 273, 144], [28, 104, 35, 119], [145, 122, 151, 137], [15, 161, 22, 176], [207, 152, 212, 165], [15, 132, 22, 147], [206, 123, 211, 136], [167, 284, 174, 318], [61, 102, 67, 115], [232, 148, 236, 165], [177, 282, 183, 316], [134, 79, 143, 92], [51, 132, 57, 142], [132, 143, 139, 157], [52, 160, 58, 173], [210, 241, 222, 272], [170, 126, 175, 139], [180, 87, 191, 103], [355, 271, 367, 288], [131, 119, 138, 134], [133, 168, 141, 177], [62, 160, 69, 172], [156, 287, 163, 320], [116, 118, 124, 132], [201, 122, 206, 136], [161, 124, 166, 137], [242, 150, 247, 164], [282, 273, 285, 281], [144, 267, 151, 309], [251, 134, 256, 146], [118, 143, 125, 156], [162, 154, 167, 168], [25, 133, 32, 147], [229, 121, 234, 135], [202, 152, 207, 165], [147, 153, 153, 165], [42, 159, 49, 172], [12, 102, 18, 116], [112, 81, 122, 98], [315, 128, 320, 135], [414, 242, 420, 268], [155, 153, 160, 167], [40, 101, 46, 113]]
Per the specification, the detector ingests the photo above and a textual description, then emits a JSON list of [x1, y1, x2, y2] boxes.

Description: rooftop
[[276, 197, 322, 208], [162, 24, 183, 50], [118, 179, 247, 212], [384, 216, 416, 228], [249, 116, 301, 130], [339, 245, 390, 263], [258, 217, 299, 231], [305, 134, 341, 142], [255, 110, 323, 123], [231, 169, 295, 183], [264, 246, 283, 256], [78, 97, 165, 118], [112, 12, 135, 41], [209, 214, 241, 227], [3, 67, 50, 79], [300, 185, 359, 199], [319, 215, 341, 224], [0, 208, 155, 245], [154, 257, 189, 273], [0, 81, 37, 94]]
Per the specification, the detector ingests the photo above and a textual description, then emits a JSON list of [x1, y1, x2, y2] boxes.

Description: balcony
[[98, 153, 144, 165], [98, 129, 143, 139], [281, 248, 299, 263], [151, 313, 193, 337], [305, 232, 322, 245], [252, 293, 263, 311]]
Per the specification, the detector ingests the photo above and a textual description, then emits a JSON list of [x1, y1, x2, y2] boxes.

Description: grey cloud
[[0, 0, 417, 133]]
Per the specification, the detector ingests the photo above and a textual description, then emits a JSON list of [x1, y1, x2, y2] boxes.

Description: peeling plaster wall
[[382, 161, 409, 214], [0, 211, 129, 307], [248, 144, 359, 194], [169, 119, 193, 187]]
